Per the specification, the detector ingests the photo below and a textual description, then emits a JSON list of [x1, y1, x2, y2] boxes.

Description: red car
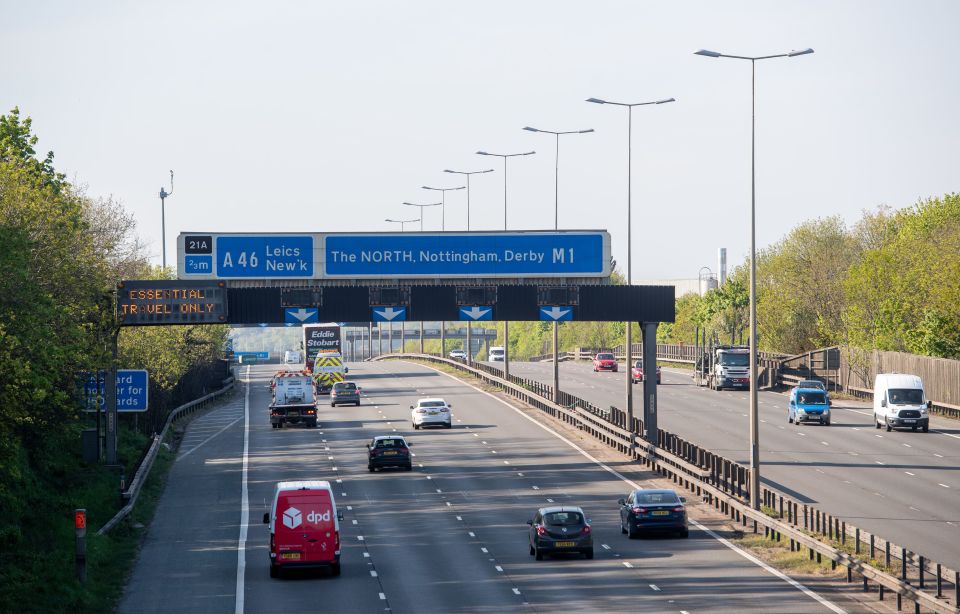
[[592, 352, 618, 372], [631, 359, 661, 385]]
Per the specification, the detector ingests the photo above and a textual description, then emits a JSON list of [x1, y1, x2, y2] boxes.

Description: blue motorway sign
[[325, 232, 607, 278], [372, 306, 406, 322], [183, 255, 213, 275], [459, 306, 492, 321], [540, 306, 574, 321], [215, 235, 314, 278], [83, 370, 149, 413], [285, 307, 319, 324], [235, 351, 270, 359]]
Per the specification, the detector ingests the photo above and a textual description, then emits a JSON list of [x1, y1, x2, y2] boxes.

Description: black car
[[618, 489, 688, 538], [367, 436, 413, 472], [527, 506, 593, 560]]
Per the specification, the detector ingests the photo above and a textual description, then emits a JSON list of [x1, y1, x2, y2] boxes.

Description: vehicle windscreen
[[335, 383, 357, 390], [597, 354, 615, 360], [798, 380, 825, 390], [419, 401, 446, 407], [633, 361, 643, 369], [544, 511, 583, 526], [797, 391, 827, 405], [375, 439, 405, 448], [635, 491, 680, 505], [888, 388, 924, 405], [718, 353, 749, 367], [490, 349, 504, 355]]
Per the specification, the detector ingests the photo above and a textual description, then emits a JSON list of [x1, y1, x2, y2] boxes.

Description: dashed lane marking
[[649, 584, 660, 591], [512, 588, 521, 595], [623, 561, 634, 568]]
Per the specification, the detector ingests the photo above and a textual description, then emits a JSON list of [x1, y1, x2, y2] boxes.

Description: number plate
[[281, 552, 301, 560], [903, 419, 916, 423], [554, 541, 576, 547], [652, 510, 670, 516], [384, 450, 397, 455]]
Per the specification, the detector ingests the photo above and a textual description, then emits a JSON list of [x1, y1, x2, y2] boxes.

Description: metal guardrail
[[375, 353, 960, 613], [97, 375, 236, 535]]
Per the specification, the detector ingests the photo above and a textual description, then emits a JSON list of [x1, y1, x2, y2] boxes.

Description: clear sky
[[3, 1, 958, 280]]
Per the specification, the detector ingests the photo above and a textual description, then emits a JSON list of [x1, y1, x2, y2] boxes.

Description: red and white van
[[263, 480, 342, 577]]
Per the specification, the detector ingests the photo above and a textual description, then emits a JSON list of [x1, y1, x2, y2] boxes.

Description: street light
[[384, 218, 420, 232], [476, 149, 535, 379], [402, 202, 442, 231], [523, 125, 593, 402], [695, 45, 813, 510], [421, 185, 465, 231], [586, 96, 674, 447], [422, 185, 465, 358], [443, 168, 494, 231], [158, 170, 173, 268]]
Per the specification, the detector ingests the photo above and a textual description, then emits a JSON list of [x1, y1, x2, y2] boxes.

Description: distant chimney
[[718, 248, 727, 286]]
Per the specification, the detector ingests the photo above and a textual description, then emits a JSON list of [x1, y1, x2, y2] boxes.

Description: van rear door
[[275, 491, 337, 564]]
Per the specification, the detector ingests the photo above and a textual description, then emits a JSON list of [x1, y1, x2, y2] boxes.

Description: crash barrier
[[97, 374, 236, 535], [375, 353, 960, 613]]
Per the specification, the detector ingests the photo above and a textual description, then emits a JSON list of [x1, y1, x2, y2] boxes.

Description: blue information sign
[[116, 370, 149, 412], [235, 351, 270, 359], [539, 306, 574, 321], [459, 306, 493, 321], [183, 255, 213, 275], [216, 235, 313, 278], [372, 306, 406, 322], [325, 232, 606, 278]]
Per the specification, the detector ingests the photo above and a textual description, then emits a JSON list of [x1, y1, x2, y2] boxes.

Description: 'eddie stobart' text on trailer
[[303, 324, 341, 371]]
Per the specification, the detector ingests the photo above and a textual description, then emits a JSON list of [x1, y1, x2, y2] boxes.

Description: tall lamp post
[[403, 201, 442, 352], [522, 126, 593, 402], [421, 185, 465, 357], [586, 96, 674, 447], [385, 217, 419, 351], [443, 168, 494, 364], [476, 149, 536, 379], [158, 170, 173, 268], [695, 46, 813, 509]]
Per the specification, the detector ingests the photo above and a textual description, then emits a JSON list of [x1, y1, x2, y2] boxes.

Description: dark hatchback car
[[330, 381, 361, 407], [367, 436, 412, 472], [618, 489, 688, 538], [527, 506, 593, 560]]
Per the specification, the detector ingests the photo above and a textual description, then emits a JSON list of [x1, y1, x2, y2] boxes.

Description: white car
[[448, 349, 467, 360], [411, 398, 453, 429]]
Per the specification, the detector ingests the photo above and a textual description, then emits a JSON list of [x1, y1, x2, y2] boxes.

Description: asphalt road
[[497, 360, 960, 572], [118, 360, 874, 613]]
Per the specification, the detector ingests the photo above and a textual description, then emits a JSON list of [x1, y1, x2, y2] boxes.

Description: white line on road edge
[[691, 520, 846, 614], [234, 366, 251, 614], [421, 362, 847, 614], [179, 417, 243, 460]]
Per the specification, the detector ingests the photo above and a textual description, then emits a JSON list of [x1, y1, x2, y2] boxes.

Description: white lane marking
[[903, 443, 912, 448], [910, 506, 920, 512], [933, 429, 960, 440], [456, 516, 463, 521], [481, 547, 488, 553], [935, 453, 944, 458], [691, 520, 847, 613], [336, 479, 342, 484], [491, 450, 497, 454], [234, 366, 251, 614], [904, 471, 915, 476], [347, 506, 353, 511], [436, 489, 442, 493], [875, 461, 885, 465], [852, 428, 860, 431], [426, 476, 432, 480], [939, 483, 951, 489], [379, 593, 386, 600], [331, 466, 338, 471], [532, 485, 539, 490], [363, 552, 370, 558], [761, 419, 767, 423], [797, 432, 806, 436], [446, 501, 451, 507], [482, 441, 488, 445], [469, 532, 476, 537], [352, 519, 358, 525], [504, 460, 510, 464], [357, 536, 365, 541], [601, 544, 611, 550], [623, 561, 634, 568], [778, 426, 785, 429], [821, 441, 829, 446], [875, 435, 883, 438], [517, 472, 525, 477], [422, 362, 847, 612], [179, 417, 244, 460], [495, 565, 503, 572], [848, 452, 859, 456], [328, 456, 334, 460], [512, 588, 521, 595], [474, 433, 479, 437], [649, 584, 660, 591], [370, 570, 378, 577], [546, 498, 554, 503]]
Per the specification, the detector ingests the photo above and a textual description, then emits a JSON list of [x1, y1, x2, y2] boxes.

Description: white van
[[873, 373, 931, 432], [283, 350, 303, 365], [489, 346, 505, 362]]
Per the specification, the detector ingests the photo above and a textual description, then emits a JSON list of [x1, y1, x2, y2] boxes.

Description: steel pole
[[441, 190, 446, 358], [749, 59, 761, 510], [503, 155, 510, 378], [552, 133, 560, 403], [625, 105, 634, 446], [466, 174, 472, 364], [161, 196, 166, 269]]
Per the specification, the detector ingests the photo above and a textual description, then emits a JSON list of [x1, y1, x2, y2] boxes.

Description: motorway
[[501, 360, 960, 572], [117, 360, 868, 614]]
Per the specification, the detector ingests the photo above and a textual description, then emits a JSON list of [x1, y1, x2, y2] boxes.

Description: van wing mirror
[[881, 399, 887, 408], [526, 520, 533, 525], [828, 400, 833, 406], [409, 405, 414, 410], [617, 498, 626, 505], [263, 512, 269, 524], [927, 400, 933, 409], [680, 496, 687, 503]]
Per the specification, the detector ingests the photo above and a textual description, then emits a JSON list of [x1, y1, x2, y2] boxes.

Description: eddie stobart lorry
[[303, 324, 344, 395], [269, 370, 319, 428]]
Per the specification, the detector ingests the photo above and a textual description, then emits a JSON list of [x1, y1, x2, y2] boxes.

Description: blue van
[[788, 386, 832, 426]]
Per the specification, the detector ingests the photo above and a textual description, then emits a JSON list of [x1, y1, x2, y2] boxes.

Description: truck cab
[[270, 371, 318, 428], [710, 346, 751, 390]]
